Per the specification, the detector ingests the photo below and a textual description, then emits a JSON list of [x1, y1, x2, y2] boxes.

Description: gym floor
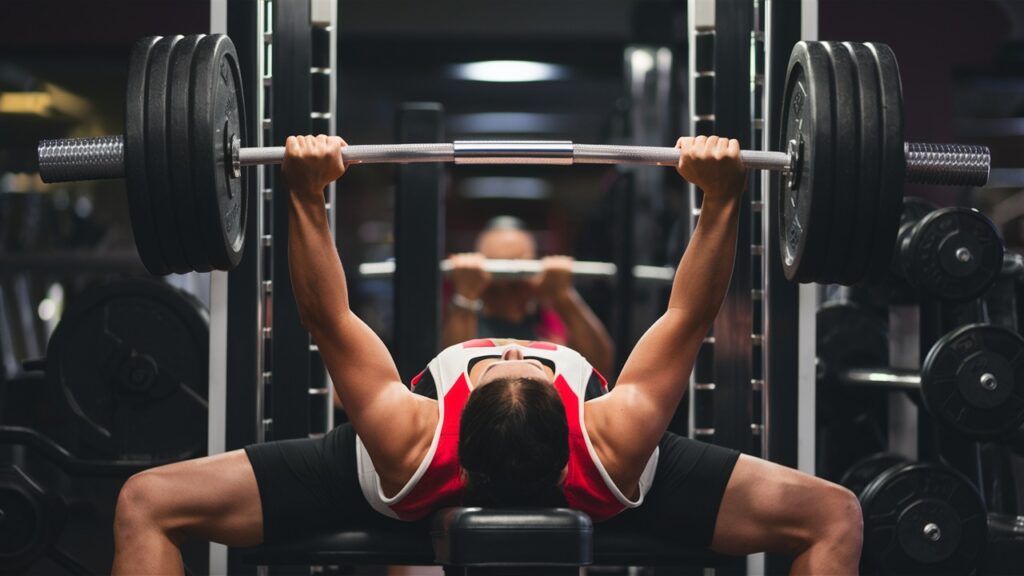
[[1, 1, 1023, 575]]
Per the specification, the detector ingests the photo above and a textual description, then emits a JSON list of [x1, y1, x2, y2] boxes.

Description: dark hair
[[459, 376, 569, 507]]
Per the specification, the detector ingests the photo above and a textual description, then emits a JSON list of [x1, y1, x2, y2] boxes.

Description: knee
[[818, 483, 863, 545], [114, 470, 172, 537]]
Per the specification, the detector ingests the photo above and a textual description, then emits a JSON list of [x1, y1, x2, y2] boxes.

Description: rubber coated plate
[[190, 34, 247, 271], [168, 34, 212, 272], [819, 43, 860, 285], [816, 301, 890, 387], [902, 208, 1003, 302], [0, 467, 50, 571], [843, 42, 884, 285], [859, 462, 986, 575], [839, 452, 908, 498], [124, 36, 169, 275], [891, 197, 937, 276], [867, 43, 906, 279], [779, 42, 834, 283], [44, 279, 209, 462], [921, 323, 1024, 439], [145, 35, 191, 274]]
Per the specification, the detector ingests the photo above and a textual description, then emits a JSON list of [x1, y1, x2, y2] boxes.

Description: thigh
[[131, 449, 264, 547], [709, 454, 845, 556], [244, 423, 387, 543], [602, 433, 739, 549]]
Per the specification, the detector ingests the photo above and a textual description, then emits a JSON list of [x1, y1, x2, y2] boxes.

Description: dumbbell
[[819, 302, 1024, 441], [358, 259, 677, 284], [36, 36, 993, 283], [891, 199, 1005, 301], [839, 453, 988, 575]]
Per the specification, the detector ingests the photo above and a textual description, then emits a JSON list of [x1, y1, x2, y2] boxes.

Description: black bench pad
[[239, 507, 732, 568]]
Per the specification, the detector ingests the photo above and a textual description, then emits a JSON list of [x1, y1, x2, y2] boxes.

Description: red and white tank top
[[355, 339, 660, 522]]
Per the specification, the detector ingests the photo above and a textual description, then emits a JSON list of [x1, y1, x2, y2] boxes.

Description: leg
[[710, 454, 863, 575], [112, 450, 262, 575]]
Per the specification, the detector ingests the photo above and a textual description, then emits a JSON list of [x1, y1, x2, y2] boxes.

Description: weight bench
[[239, 507, 733, 574]]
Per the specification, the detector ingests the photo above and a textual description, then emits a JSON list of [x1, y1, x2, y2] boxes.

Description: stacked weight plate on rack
[[124, 34, 247, 275]]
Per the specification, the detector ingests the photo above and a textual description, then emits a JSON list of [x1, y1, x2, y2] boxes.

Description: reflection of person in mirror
[[442, 216, 614, 376]]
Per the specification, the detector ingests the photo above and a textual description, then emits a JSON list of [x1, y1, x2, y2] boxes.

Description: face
[[475, 227, 537, 260], [469, 346, 555, 389]]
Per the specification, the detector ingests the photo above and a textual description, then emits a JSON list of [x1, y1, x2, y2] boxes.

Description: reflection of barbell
[[37, 36, 996, 284], [358, 260, 677, 283]]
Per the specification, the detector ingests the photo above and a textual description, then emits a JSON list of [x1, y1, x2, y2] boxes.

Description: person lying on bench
[[111, 135, 863, 576]]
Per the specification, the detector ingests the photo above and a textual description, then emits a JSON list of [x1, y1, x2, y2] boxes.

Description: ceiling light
[[451, 60, 568, 83]]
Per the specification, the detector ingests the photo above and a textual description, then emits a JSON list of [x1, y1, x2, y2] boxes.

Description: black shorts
[[246, 424, 739, 548]]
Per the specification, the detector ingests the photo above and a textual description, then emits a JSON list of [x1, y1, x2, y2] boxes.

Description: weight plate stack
[[839, 452, 908, 498], [921, 323, 1024, 440], [168, 34, 213, 273], [860, 462, 987, 575], [124, 36, 169, 276], [44, 280, 209, 462], [190, 34, 247, 271], [0, 466, 62, 573], [901, 208, 1004, 302], [145, 35, 191, 274], [867, 43, 906, 280], [820, 42, 860, 285], [779, 41, 835, 283], [844, 42, 884, 285]]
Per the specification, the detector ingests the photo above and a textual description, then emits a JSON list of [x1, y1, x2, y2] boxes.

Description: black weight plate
[[145, 35, 191, 274], [124, 36, 169, 276], [867, 43, 906, 280], [859, 462, 986, 575], [816, 300, 890, 384], [839, 452, 908, 498], [843, 42, 884, 285], [779, 42, 835, 283], [168, 34, 213, 273], [0, 466, 61, 572], [892, 197, 937, 277], [44, 279, 209, 462], [190, 35, 247, 271], [820, 42, 859, 285], [921, 323, 1024, 439], [903, 208, 1003, 302]]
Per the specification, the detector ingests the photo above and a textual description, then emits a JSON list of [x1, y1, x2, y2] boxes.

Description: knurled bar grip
[[37, 136, 991, 188]]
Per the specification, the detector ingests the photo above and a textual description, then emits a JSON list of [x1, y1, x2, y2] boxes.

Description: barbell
[[37, 35, 994, 284], [358, 259, 677, 283]]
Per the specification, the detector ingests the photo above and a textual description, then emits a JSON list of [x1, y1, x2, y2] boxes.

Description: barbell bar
[[31, 35, 1000, 284], [37, 136, 990, 186], [357, 259, 677, 283]]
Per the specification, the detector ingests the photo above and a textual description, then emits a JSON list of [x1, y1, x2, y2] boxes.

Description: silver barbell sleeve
[[358, 259, 676, 283], [838, 368, 921, 391]]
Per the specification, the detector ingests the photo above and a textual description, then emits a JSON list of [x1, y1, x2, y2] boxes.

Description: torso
[[355, 339, 659, 521]]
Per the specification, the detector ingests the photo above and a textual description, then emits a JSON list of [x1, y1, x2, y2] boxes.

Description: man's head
[[459, 347, 569, 506], [474, 216, 538, 310], [475, 216, 537, 261]]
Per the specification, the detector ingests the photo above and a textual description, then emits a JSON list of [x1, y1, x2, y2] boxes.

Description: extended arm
[[440, 253, 491, 347], [590, 136, 745, 467], [285, 135, 434, 480], [537, 256, 615, 376]]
